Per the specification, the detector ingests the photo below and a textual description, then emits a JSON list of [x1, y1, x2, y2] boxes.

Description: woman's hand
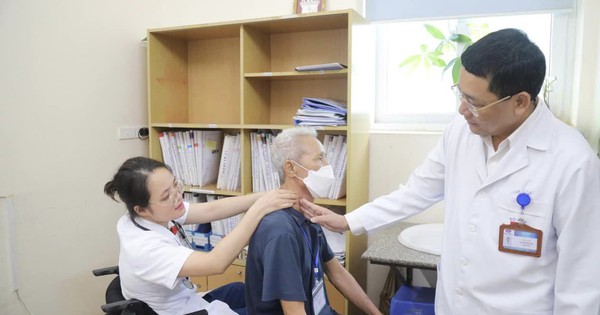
[[248, 189, 297, 217], [299, 199, 349, 232]]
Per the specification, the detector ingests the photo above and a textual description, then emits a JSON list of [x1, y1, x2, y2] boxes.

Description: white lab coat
[[346, 102, 600, 314], [118, 202, 237, 315]]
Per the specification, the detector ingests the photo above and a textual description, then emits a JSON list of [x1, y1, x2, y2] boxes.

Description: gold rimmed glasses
[[451, 84, 512, 117], [149, 178, 184, 207]]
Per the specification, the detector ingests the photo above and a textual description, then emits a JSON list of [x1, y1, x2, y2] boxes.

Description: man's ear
[[513, 92, 533, 113], [283, 160, 297, 178]]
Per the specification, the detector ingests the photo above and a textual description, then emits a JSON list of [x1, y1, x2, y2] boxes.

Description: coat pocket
[[490, 193, 550, 243]]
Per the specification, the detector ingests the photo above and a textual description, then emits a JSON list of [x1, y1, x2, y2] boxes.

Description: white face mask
[[293, 161, 335, 198]]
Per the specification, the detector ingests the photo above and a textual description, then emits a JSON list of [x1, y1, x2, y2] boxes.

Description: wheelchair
[[93, 266, 207, 315]]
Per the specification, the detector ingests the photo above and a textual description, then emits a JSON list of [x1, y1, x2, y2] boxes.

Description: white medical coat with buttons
[[346, 102, 600, 314], [118, 202, 237, 315]]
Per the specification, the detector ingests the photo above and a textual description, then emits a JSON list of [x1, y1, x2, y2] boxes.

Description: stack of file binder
[[216, 133, 242, 191], [250, 131, 280, 192], [206, 195, 244, 258], [294, 62, 347, 72], [181, 193, 244, 253], [323, 228, 346, 267], [293, 98, 347, 126], [182, 192, 211, 251], [323, 134, 347, 200], [158, 130, 223, 187]]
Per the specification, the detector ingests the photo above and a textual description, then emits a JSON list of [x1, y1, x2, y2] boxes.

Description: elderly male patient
[[244, 127, 381, 315]]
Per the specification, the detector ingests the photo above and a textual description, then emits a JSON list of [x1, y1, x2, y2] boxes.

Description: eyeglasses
[[451, 84, 512, 117], [149, 178, 184, 207]]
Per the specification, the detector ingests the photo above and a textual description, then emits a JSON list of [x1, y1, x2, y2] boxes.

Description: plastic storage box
[[390, 285, 435, 315]]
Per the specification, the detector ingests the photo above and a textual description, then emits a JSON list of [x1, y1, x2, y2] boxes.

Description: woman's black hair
[[104, 157, 171, 219]]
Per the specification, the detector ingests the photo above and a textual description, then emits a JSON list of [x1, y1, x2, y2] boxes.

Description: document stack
[[158, 130, 223, 187], [323, 134, 347, 199], [210, 213, 242, 241], [250, 131, 281, 192], [206, 195, 243, 249], [238, 246, 249, 261], [210, 213, 242, 237], [294, 62, 347, 72], [293, 98, 347, 126], [216, 133, 242, 191], [323, 227, 346, 267], [182, 192, 212, 251]]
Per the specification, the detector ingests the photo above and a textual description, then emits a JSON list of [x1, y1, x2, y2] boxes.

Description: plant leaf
[[407, 61, 421, 73], [433, 41, 445, 54], [399, 55, 422, 68], [443, 58, 456, 73], [425, 24, 446, 40], [442, 41, 457, 53], [452, 58, 462, 84], [450, 34, 472, 44], [429, 55, 447, 67], [423, 58, 431, 71], [429, 49, 442, 58]]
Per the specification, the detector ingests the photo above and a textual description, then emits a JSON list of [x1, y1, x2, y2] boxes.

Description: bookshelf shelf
[[244, 70, 347, 80], [184, 184, 243, 196], [242, 124, 348, 131], [147, 10, 373, 314], [151, 123, 348, 132], [315, 197, 347, 207], [151, 123, 243, 130]]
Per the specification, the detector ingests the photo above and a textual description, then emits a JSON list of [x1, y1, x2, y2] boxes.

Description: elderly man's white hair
[[271, 127, 318, 182]]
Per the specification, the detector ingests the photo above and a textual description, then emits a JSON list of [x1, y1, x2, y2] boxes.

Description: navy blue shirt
[[245, 208, 335, 315]]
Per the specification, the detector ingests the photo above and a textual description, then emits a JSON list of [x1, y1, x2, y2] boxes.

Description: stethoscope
[[132, 217, 195, 289]]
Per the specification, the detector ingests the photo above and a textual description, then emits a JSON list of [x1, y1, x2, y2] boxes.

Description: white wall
[[572, 0, 600, 152], [363, 132, 443, 302], [0, 1, 362, 314]]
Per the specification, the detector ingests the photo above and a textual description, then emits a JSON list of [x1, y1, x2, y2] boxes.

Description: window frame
[[371, 12, 576, 132]]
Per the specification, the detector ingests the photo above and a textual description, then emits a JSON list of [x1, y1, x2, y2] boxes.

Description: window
[[373, 13, 570, 130]]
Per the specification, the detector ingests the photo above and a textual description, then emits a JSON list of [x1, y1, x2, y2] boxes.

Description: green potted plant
[[399, 23, 556, 106], [399, 24, 473, 84]]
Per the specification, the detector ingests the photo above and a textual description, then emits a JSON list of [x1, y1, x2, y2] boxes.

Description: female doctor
[[300, 29, 600, 314], [104, 156, 297, 315]]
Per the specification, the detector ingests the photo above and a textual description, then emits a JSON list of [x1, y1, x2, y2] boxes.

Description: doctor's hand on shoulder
[[249, 189, 297, 218], [299, 199, 349, 233]]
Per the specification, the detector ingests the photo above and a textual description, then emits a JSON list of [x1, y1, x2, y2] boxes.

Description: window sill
[[370, 122, 447, 134]]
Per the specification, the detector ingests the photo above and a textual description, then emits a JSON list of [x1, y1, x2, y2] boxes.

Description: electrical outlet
[[118, 126, 146, 140]]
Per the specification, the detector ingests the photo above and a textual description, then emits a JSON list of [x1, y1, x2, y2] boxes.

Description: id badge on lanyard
[[300, 225, 328, 315], [312, 278, 327, 315]]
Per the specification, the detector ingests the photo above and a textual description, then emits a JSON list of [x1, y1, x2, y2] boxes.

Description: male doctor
[[300, 28, 600, 314]]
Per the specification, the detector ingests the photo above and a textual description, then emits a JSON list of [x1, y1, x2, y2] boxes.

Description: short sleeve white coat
[[117, 202, 236, 315]]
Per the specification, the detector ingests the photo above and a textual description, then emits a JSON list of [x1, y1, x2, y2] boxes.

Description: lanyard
[[132, 218, 195, 289], [284, 209, 323, 282], [171, 220, 193, 248], [132, 217, 192, 249], [300, 223, 321, 282]]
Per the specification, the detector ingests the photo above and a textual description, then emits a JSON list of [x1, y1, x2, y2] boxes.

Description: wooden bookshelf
[[147, 10, 373, 314]]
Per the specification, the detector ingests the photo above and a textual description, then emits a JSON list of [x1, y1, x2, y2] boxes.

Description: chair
[[93, 266, 207, 315]]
